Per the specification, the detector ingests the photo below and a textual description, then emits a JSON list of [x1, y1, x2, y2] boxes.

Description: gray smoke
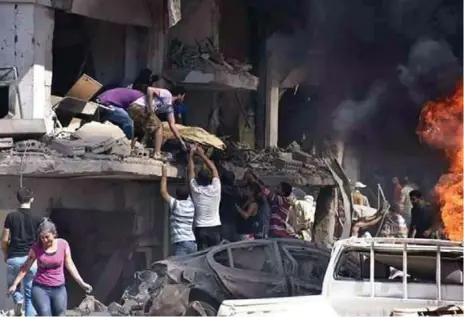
[[333, 81, 387, 135], [330, 0, 462, 137], [398, 37, 462, 105]]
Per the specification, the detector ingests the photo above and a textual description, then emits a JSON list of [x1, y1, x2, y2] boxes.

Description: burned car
[[120, 239, 330, 316]]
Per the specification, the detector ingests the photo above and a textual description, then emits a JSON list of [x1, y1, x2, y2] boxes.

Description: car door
[[207, 240, 288, 299], [279, 242, 330, 296]]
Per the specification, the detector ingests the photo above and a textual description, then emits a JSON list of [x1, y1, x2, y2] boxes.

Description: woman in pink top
[[8, 219, 92, 316]]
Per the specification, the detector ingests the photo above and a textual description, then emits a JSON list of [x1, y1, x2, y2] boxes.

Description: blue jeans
[[7, 256, 37, 316], [172, 241, 197, 256], [31, 284, 67, 316], [100, 106, 134, 139]]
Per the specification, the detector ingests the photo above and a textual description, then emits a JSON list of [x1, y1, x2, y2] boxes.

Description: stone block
[[275, 158, 303, 172], [0, 138, 14, 149], [15, 140, 44, 152], [292, 150, 314, 165], [277, 152, 293, 160], [50, 139, 86, 156], [110, 138, 132, 157]]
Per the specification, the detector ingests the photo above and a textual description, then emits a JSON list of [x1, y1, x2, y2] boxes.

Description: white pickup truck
[[217, 238, 463, 317]]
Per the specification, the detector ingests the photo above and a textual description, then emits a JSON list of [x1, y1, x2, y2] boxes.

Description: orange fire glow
[[417, 81, 463, 241]]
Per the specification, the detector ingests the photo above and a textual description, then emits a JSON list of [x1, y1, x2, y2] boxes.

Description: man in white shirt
[[160, 165, 197, 256], [187, 146, 222, 250], [400, 178, 415, 227]]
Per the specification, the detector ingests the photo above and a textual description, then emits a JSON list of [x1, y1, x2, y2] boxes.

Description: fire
[[417, 81, 463, 241]]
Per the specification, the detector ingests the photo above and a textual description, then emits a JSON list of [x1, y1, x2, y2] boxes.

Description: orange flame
[[417, 81, 463, 241]]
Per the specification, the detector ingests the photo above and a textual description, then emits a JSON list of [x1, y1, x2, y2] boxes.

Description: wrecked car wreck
[[75, 239, 331, 316]]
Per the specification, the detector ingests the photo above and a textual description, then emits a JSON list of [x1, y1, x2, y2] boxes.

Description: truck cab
[[218, 238, 463, 317]]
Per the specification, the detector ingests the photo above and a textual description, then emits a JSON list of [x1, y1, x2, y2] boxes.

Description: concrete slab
[[164, 68, 259, 90], [0, 119, 47, 139], [50, 139, 86, 157], [0, 152, 182, 180]]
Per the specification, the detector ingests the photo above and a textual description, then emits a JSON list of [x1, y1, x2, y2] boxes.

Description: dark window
[[283, 247, 329, 283], [0, 86, 9, 118], [213, 249, 230, 267], [230, 244, 277, 274]]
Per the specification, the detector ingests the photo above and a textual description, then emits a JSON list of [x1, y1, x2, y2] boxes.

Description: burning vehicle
[[118, 239, 331, 316]]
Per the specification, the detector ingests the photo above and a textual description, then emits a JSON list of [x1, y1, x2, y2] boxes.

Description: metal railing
[[361, 238, 463, 302]]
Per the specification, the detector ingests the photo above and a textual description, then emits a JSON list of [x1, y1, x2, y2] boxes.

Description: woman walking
[[8, 219, 92, 316]]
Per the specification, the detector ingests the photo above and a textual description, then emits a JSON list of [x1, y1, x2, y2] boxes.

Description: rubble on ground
[[214, 140, 336, 187]]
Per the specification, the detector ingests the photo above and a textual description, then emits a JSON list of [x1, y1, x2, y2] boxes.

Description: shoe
[[153, 152, 167, 162], [14, 301, 23, 316]]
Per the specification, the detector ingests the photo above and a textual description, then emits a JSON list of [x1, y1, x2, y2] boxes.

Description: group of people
[[94, 69, 189, 161], [161, 145, 305, 256], [1, 187, 91, 316]]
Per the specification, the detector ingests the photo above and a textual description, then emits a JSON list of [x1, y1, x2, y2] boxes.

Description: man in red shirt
[[247, 171, 296, 238]]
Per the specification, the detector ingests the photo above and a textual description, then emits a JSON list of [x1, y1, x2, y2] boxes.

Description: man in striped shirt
[[160, 165, 197, 256], [247, 171, 296, 238]]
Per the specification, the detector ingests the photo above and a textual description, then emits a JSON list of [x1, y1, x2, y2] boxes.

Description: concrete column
[[264, 53, 279, 148], [124, 25, 138, 82], [0, 2, 54, 120]]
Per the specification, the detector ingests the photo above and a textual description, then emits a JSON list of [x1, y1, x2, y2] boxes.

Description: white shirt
[[168, 196, 196, 243], [190, 178, 221, 227], [400, 185, 414, 216], [133, 88, 174, 114]]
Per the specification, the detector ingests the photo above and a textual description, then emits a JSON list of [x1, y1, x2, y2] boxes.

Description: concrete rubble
[[165, 38, 258, 90], [0, 120, 183, 179], [214, 140, 336, 187]]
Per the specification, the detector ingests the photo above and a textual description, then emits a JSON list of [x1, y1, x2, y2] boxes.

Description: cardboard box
[[66, 74, 102, 101]]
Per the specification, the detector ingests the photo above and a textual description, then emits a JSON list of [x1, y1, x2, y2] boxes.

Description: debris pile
[[213, 140, 335, 187], [169, 38, 253, 74]]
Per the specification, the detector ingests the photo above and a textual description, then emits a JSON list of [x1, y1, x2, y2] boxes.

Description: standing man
[[160, 165, 197, 256], [2, 187, 42, 316], [392, 177, 403, 211], [96, 86, 188, 161], [247, 172, 296, 238], [408, 190, 435, 239], [400, 177, 415, 227], [188, 146, 222, 250]]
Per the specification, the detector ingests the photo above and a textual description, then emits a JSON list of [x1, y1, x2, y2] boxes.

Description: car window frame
[[207, 240, 285, 278]]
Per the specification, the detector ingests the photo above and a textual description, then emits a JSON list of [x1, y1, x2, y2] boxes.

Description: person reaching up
[[188, 145, 222, 250]]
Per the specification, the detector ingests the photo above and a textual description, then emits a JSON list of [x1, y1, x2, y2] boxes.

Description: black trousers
[[194, 225, 222, 250]]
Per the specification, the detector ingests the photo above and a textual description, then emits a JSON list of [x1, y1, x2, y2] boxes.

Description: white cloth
[[133, 88, 174, 114], [291, 195, 315, 241], [168, 196, 196, 243], [190, 178, 222, 227]]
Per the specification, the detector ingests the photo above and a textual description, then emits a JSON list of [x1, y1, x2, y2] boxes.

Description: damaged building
[[0, 0, 336, 310]]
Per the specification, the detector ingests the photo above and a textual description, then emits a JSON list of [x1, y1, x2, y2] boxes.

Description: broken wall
[[0, 176, 175, 308], [0, 2, 54, 120]]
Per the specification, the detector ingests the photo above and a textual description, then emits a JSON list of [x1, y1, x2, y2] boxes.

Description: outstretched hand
[[162, 164, 168, 177]]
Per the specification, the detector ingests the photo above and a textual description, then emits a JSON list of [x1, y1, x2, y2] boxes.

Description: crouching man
[[96, 86, 187, 161], [160, 164, 197, 256]]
